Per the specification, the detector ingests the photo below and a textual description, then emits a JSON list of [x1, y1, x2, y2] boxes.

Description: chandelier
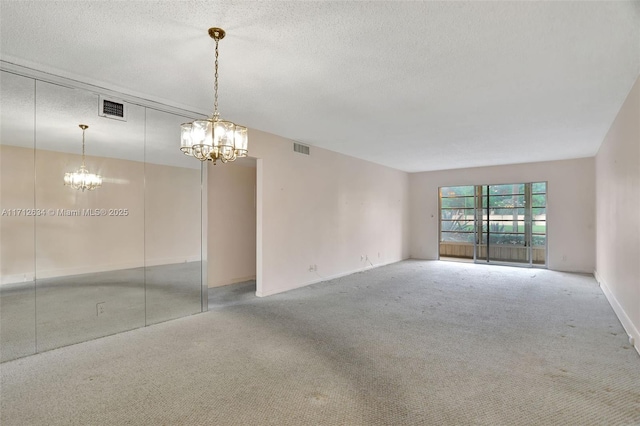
[[64, 124, 103, 191], [180, 27, 248, 164]]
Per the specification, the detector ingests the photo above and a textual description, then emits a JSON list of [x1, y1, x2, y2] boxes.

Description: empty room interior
[[0, 2, 639, 425]]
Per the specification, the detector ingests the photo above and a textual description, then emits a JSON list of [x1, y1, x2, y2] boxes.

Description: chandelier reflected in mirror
[[180, 27, 248, 164], [64, 124, 103, 191]]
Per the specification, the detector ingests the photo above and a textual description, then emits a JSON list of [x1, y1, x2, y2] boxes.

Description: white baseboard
[[256, 259, 405, 297], [594, 270, 640, 356]]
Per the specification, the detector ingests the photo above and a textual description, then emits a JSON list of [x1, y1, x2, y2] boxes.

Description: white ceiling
[[1, 1, 639, 172]]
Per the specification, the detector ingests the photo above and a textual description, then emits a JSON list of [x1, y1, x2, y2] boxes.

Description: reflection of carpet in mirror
[[0, 261, 202, 362]]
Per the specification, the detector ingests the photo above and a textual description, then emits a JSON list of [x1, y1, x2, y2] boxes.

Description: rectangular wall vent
[[99, 96, 127, 121], [293, 142, 310, 155]]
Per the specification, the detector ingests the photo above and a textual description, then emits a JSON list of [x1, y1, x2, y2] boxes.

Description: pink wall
[[249, 130, 411, 296], [409, 158, 596, 273], [595, 75, 640, 352], [208, 162, 257, 287]]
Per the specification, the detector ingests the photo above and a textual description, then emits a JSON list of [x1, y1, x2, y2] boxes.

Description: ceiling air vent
[[293, 142, 310, 155], [98, 96, 127, 121]]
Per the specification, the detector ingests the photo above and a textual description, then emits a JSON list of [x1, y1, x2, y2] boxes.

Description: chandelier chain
[[81, 127, 86, 166], [213, 37, 219, 118]]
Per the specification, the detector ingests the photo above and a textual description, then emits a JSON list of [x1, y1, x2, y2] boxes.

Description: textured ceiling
[[1, 1, 639, 172]]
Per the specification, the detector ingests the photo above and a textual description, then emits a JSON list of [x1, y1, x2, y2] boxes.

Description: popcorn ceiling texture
[[1, 1, 639, 172], [1, 260, 639, 425]]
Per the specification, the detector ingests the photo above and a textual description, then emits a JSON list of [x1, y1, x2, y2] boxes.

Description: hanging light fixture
[[64, 124, 103, 191], [180, 27, 248, 164]]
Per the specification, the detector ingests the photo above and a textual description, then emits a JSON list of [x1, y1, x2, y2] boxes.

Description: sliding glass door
[[439, 182, 546, 267], [478, 184, 529, 264]]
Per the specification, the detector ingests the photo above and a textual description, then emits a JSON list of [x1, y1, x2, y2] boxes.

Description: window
[[439, 182, 547, 266]]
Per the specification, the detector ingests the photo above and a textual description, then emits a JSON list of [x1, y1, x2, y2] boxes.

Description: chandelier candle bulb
[[180, 27, 248, 164]]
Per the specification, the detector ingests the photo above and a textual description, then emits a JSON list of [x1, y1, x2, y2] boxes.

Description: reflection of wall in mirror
[[0, 145, 200, 284], [145, 162, 201, 267], [0, 144, 35, 282]]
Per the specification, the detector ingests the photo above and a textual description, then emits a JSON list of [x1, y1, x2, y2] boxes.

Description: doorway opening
[[207, 157, 259, 308], [439, 182, 547, 267]]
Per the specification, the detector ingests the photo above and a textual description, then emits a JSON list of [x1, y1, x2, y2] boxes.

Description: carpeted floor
[[1, 260, 639, 425]]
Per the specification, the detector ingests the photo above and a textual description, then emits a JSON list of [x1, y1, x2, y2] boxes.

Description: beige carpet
[[1, 260, 639, 425]]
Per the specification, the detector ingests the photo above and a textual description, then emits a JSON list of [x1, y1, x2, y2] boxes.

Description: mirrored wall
[[0, 70, 205, 362]]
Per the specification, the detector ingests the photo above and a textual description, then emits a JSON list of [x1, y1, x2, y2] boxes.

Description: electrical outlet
[[309, 265, 315, 272], [562, 255, 567, 261], [96, 302, 105, 316]]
